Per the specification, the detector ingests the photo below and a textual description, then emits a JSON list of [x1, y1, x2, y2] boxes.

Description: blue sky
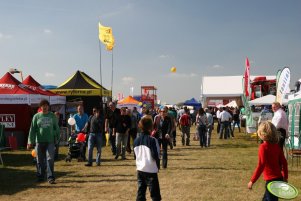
[[1, 0, 300, 104]]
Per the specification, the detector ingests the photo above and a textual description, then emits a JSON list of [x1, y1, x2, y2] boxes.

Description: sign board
[[0, 114, 16, 128]]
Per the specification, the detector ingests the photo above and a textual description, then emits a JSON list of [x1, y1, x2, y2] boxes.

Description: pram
[[65, 133, 87, 162]]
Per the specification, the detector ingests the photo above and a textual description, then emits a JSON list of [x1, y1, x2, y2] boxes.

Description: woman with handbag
[[196, 108, 208, 148]]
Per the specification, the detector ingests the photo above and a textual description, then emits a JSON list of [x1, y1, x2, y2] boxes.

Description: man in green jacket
[[27, 99, 60, 184]]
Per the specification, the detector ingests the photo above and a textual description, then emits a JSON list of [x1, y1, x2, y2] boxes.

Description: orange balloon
[[170, 67, 176, 73], [31, 149, 36, 158]]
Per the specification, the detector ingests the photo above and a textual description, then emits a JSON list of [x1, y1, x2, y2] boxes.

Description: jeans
[[198, 125, 207, 147], [36, 142, 55, 181], [220, 121, 230, 139], [232, 120, 241, 133], [262, 178, 283, 201], [158, 138, 168, 168], [136, 171, 161, 201], [87, 133, 102, 165], [181, 126, 190, 145], [116, 132, 128, 158], [207, 125, 213, 147], [109, 128, 116, 155]]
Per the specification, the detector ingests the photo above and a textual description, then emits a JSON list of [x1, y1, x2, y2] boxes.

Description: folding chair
[[287, 136, 301, 167]]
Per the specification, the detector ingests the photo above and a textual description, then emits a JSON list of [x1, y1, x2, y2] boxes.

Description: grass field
[[1, 126, 300, 201]]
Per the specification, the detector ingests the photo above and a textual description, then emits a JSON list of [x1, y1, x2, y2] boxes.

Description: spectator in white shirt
[[219, 107, 232, 139], [272, 102, 288, 148]]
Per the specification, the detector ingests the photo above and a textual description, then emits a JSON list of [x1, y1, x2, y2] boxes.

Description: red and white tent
[[22, 75, 66, 105], [0, 72, 44, 105]]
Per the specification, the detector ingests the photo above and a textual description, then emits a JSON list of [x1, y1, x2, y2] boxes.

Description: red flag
[[244, 57, 250, 97]]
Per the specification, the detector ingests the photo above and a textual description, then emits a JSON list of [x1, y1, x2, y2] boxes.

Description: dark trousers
[[172, 130, 176, 145], [158, 138, 168, 168], [109, 127, 116, 155], [277, 128, 286, 149], [220, 121, 230, 139], [127, 128, 137, 151], [137, 171, 161, 201], [198, 125, 207, 147], [262, 178, 283, 201]]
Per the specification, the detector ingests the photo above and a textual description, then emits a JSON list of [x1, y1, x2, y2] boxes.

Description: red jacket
[[250, 141, 288, 183]]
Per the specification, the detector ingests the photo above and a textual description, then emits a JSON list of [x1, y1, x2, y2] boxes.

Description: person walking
[[179, 108, 191, 146], [248, 121, 288, 201], [196, 108, 208, 147], [126, 108, 138, 154], [153, 106, 172, 169], [232, 108, 241, 134], [219, 107, 232, 139], [114, 107, 131, 160], [105, 102, 121, 155], [27, 99, 60, 184], [85, 107, 104, 166], [134, 117, 161, 201], [205, 108, 213, 147]]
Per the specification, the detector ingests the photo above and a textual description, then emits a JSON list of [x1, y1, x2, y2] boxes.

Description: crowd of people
[[27, 99, 289, 201]]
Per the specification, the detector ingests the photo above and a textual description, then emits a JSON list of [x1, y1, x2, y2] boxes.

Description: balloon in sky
[[170, 66, 176, 73]]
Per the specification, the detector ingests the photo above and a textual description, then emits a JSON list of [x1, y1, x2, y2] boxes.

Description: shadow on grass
[[59, 178, 136, 184], [0, 167, 72, 195], [214, 143, 254, 149], [69, 173, 134, 178], [0, 152, 67, 167], [0, 152, 34, 167], [172, 166, 249, 171]]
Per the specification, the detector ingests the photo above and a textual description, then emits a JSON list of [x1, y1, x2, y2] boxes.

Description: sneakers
[[85, 163, 92, 167], [48, 179, 56, 184]]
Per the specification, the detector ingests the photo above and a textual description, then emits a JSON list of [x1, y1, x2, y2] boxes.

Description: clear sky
[[1, 0, 300, 104]]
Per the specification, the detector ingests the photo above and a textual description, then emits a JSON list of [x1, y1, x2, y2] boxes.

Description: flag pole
[[111, 49, 114, 100], [98, 35, 103, 108]]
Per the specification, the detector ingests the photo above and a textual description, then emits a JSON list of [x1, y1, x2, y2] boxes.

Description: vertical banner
[[244, 57, 250, 98], [276, 67, 290, 105]]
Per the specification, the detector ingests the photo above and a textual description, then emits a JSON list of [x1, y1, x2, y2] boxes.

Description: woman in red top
[[248, 121, 288, 201]]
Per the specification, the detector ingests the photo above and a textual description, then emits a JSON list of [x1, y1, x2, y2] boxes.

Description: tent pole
[[98, 39, 103, 108], [111, 50, 114, 100]]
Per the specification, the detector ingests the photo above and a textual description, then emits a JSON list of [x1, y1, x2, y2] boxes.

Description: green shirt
[[28, 112, 60, 144]]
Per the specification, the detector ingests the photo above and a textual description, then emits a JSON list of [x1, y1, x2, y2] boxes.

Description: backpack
[[180, 114, 190, 126]]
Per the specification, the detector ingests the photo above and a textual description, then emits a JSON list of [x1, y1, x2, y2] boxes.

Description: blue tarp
[[183, 98, 202, 109]]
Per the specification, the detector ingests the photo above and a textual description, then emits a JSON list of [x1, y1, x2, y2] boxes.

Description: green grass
[[1, 126, 300, 201]]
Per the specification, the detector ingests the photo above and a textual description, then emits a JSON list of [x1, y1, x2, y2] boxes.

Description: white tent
[[225, 100, 238, 108], [248, 95, 276, 106]]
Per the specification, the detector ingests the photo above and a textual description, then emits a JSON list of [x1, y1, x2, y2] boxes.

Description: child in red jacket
[[248, 121, 288, 201]]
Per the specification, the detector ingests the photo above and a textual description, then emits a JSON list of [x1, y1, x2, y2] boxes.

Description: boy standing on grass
[[134, 117, 161, 201], [248, 121, 288, 201]]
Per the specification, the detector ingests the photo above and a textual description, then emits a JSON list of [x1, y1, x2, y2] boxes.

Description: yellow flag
[[106, 35, 115, 51], [98, 22, 115, 50]]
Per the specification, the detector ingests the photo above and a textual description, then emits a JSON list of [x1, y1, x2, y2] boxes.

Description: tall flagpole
[[98, 36, 103, 107], [111, 50, 114, 100]]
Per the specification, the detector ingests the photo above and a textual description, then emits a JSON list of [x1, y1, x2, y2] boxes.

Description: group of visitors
[[26, 98, 290, 201]]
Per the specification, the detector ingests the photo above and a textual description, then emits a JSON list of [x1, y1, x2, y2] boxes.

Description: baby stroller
[[65, 133, 87, 162]]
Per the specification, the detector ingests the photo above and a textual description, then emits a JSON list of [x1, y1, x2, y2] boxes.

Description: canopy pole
[[111, 50, 114, 99], [98, 37, 103, 107]]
